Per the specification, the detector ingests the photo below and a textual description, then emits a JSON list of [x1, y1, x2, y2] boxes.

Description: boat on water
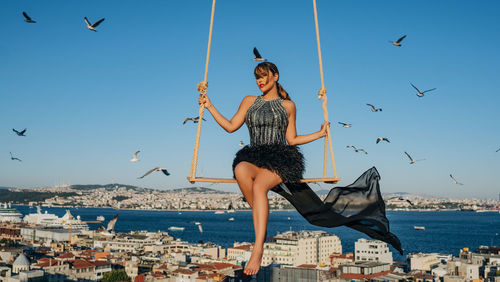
[[414, 226, 425, 231], [23, 207, 89, 230], [194, 222, 201, 225], [96, 215, 105, 221], [168, 226, 185, 231], [214, 211, 225, 214], [0, 203, 22, 223], [228, 217, 235, 221]]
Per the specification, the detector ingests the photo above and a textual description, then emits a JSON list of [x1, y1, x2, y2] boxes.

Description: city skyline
[[1, 0, 499, 198]]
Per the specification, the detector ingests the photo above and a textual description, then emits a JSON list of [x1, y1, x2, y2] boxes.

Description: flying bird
[[389, 35, 407, 47], [195, 222, 203, 233], [106, 214, 119, 232], [338, 122, 352, 128], [450, 174, 464, 185], [12, 128, 27, 136], [358, 149, 368, 155], [84, 17, 105, 32], [22, 12, 36, 23], [252, 47, 266, 62], [496, 148, 500, 152], [376, 137, 390, 144], [411, 83, 437, 97], [130, 151, 140, 162], [138, 167, 170, 179], [346, 145, 358, 152], [183, 116, 206, 124], [239, 141, 245, 147], [367, 104, 382, 112], [404, 151, 425, 164], [9, 152, 22, 162], [387, 196, 414, 206]]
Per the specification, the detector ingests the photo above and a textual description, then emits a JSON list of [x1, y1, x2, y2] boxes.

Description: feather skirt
[[232, 144, 304, 183]]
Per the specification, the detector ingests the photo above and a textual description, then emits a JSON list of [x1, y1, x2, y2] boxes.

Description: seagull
[[387, 196, 414, 206], [22, 12, 36, 23], [411, 83, 437, 97], [358, 149, 368, 155], [106, 214, 119, 232], [376, 137, 390, 144], [12, 128, 27, 136], [404, 151, 425, 164], [346, 145, 358, 152], [367, 104, 382, 112], [84, 17, 105, 32], [130, 151, 140, 162], [9, 152, 22, 162], [252, 47, 266, 62], [389, 35, 406, 47], [183, 116, 206, 124], [196, 222, 203, 233], [138, 167, 170, 179], [239, 141, 245, 147], [338, 122, 352, 128], [450, 174, 464, 185]]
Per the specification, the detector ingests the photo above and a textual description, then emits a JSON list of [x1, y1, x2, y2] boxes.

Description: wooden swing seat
[[187, 177, 341, 184]]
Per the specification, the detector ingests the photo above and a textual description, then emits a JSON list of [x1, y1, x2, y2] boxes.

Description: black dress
[[232, 96, 403, 254]]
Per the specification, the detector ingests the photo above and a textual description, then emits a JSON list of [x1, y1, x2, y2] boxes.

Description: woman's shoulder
[[241, 95, 258, 105], [281, 99, 296, 111]]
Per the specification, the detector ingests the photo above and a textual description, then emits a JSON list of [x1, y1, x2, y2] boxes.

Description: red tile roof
[[296, 264, 317, 269], [57, 253, 75, 259], [340, 270, 392, 280], [152, 272, 164, 278], [173, 268, 197, 275], [70, 259, 95, 269], [231, 244, 252, 251], [135, 273, 145, 282]]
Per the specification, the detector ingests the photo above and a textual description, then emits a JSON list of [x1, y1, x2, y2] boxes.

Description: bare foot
[[244, 246, 263, 276]]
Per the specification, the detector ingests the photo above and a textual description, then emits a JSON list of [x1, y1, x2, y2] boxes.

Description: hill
[[168, 187, 230, 194], [70, 183, 150, 192]]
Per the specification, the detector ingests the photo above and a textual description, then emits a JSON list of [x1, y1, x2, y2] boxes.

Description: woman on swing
[[199, 62, 327, 275], [199, 61, 402, 276]]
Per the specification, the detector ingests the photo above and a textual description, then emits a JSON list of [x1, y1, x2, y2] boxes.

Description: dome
[[13, 253, 30, 266]]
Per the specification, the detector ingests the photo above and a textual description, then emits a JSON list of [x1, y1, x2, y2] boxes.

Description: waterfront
[[13, 206, 500, 260]]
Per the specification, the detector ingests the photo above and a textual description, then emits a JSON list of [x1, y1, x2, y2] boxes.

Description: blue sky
[[1, 0, 499, 199]]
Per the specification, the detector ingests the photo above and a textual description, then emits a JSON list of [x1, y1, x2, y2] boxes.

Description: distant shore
[[12, 204, 500, 213]]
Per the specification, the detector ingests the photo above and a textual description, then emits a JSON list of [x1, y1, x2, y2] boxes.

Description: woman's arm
[[283, 100, 328, 146], [199, 94, 256, 133]]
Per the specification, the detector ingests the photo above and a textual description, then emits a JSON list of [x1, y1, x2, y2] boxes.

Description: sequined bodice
[[245, 96, 288, 146]]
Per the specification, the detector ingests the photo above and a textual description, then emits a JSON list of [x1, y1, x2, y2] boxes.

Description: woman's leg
[[234, 161, 259, 208], [244, 167, 282, 276]]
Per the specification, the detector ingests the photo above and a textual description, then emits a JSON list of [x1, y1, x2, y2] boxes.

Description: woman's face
[[256, 70, 278, 93]]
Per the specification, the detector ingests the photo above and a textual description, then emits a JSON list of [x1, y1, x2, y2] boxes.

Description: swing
[[188, 0, 340, 184]]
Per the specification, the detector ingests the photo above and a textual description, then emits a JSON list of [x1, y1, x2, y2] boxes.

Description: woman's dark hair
[[254, 62, 290, 100]]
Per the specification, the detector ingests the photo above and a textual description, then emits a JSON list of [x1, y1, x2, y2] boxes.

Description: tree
[[101, 270, 131, 282]]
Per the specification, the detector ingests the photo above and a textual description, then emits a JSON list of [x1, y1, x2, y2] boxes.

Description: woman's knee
[[234, 162, 256, 180], [252, 170, 281, 195]]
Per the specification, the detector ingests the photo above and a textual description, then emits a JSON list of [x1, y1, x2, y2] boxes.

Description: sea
[[13, 206, 500, 261]]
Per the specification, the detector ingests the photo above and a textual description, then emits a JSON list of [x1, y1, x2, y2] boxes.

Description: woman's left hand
[[319, 121, 329, 137]]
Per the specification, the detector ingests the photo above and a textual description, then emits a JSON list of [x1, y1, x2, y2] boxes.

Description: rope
[[189, 0, 216, 181], [313, 0, 337, 179]]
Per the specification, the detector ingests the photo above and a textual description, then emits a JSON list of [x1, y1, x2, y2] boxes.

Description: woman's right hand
[[199, 94, 213, 109]]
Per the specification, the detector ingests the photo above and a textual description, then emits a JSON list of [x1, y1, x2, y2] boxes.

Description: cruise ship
[[23, 207, 89, 230], [0, 203, 22, 223]]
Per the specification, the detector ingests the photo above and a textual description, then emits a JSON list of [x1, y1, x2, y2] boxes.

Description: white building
[[228, 231, 342, 267], [354, 238, 393, 264], [409, 253, 442, 271]]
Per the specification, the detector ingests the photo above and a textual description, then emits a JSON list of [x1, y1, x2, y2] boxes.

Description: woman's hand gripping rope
[[197, 81, 212, 109]]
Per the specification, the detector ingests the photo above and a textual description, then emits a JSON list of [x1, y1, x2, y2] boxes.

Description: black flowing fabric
[[271, 166, 403, 255]]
